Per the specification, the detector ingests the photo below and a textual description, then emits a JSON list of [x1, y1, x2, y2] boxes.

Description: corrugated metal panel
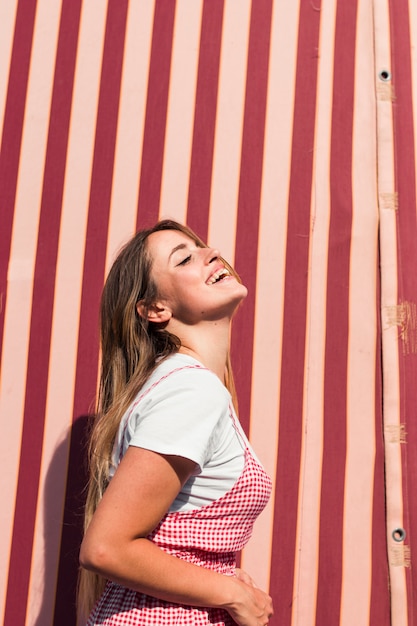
[[1, 1, 416, 624]]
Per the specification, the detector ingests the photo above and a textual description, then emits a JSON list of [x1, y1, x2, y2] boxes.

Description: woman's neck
[[176, 320, 231, 383]]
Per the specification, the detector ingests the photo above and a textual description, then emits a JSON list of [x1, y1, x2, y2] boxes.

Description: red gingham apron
[[87, 384, 272, 625]]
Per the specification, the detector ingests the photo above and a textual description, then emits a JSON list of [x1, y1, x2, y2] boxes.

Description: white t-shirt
[[110, 353, 248, 511]]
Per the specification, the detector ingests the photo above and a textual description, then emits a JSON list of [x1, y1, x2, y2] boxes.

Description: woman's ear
[[136, 301, 172, 323]]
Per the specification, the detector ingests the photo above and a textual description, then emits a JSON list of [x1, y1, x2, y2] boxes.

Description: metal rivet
[[392, 527, 406, 542], [379, 69, 391, 82]]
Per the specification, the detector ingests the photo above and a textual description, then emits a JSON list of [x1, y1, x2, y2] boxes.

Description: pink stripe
[[269, 3, 321, 624], [136, 0, 176, 228], [315, 2, 357, 623], [231, 0, 273, 433], [53, 2, 129, 621], [3, 2, 82, 624], [0, 0, 36, 358], [186, 0, 224, 242], [389, 1, 417, 620]]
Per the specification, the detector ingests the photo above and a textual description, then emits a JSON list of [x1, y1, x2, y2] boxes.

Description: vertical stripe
[[136, 0, 176, 229], [52, 419, 89, 625], [70, 0, 128, 420], [0, 0, 37, 355], [231, 0, 273, 432], [186, 0, 224, 242], [291, 0, 335, 621], [241, 0, 300, 593], [207, 0, 251, 264], [316, 2, 357, 623], [374, 0, 408, 622], [269, 1, 321, 623], [342, 78, 377, 626], [3, 1, 81, 624], [339, 0, 381, 621], [370, 273, 391, 625], [0, 256, 33, 618], [53, 2, 129, 621], [0, 0, 18, 131], [389, 1, 417, 622], [159, 0, 202, 226], [106, 0, 155, 266], [350, 2, 390, 623]]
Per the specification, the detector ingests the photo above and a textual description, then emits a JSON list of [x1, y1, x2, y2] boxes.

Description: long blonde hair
[[77, 220, 239, 620]]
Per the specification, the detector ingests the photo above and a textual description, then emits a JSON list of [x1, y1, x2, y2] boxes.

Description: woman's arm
[[80, 446, 273, 626]]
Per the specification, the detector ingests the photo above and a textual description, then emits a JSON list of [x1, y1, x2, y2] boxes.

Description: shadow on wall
[[34, 415, 90, 626]]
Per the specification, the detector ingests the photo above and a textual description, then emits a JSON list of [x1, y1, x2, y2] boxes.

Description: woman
[[78, 219, 273, 625]]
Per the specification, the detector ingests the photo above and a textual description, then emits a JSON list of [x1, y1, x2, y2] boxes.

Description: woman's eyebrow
[[168, 243, 188, 260]]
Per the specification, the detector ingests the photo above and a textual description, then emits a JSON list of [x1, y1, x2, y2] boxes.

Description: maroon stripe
[[389, 1, 417, 619], [3, 2, 82, 624], [231, 0, 272, 434], [370, 258, 391, 625], [268, 2, 321, 624], [70, 0, 129, 420], [0, 0, 37, 358], [136, 0, 176, 229], [52, 416, 89, 624], [186, 0, 224, 242], [53, 2, 129, 621], [315, 2, 357, 622]]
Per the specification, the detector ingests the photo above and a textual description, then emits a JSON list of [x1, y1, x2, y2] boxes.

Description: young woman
[[78, 220, 273, 626]]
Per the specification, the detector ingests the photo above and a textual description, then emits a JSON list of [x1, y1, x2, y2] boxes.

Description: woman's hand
[[235, 568, 256, 587], [223, 574, 273, 626]]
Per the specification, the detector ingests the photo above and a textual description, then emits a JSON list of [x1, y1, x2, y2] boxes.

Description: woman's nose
[[205, 247, 221, 263]]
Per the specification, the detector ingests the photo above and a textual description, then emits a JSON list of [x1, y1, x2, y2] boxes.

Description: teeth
[[207, 268, 230, 285]]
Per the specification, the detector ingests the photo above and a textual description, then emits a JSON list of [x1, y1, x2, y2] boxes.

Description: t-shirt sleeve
[[126, 367, 229, 472]]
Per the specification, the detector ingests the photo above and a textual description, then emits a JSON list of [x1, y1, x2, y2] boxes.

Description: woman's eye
[[177, 254, 191, 266]]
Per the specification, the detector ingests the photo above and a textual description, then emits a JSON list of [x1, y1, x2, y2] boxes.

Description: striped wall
[[1, 1, 417, 624]]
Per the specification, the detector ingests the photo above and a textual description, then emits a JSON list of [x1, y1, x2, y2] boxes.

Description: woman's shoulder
[[146, 352, 225, 392], [153, 352, 208, 376], [127, 353, 230, 420], [116, 353, 233, 463]]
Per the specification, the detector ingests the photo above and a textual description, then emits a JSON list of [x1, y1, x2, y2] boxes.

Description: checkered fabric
[[87, 406, 272, 625]]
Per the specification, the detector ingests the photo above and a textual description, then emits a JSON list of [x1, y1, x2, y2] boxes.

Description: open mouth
[[206, 268, 231, 285]]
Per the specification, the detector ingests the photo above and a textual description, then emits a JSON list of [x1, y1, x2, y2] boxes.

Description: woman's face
[[146, 229, 247, 324]]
